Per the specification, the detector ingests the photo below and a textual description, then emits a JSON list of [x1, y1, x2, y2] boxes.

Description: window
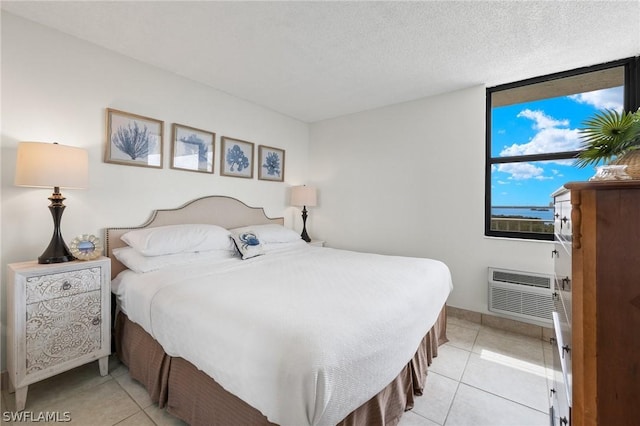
[[486, 57, 639, 240]]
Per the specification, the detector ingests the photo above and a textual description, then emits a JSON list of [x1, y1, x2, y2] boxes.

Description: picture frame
[[69, 234, 103, 261], [258, 145, 285, 182], [105, 108, 163, 168], [171, 124, 215, 173], [220, 136, 254, 178]]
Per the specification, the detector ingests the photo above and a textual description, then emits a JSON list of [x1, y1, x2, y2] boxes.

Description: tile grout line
[[461, 325, 550, 418], [441, 325, 479, 425], [460, 382, 550, 416], [111, 376, 159, 425]]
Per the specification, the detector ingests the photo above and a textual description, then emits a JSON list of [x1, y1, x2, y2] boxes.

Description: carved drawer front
[[25, 267, 102, 304], [25, 290, 102, 373]]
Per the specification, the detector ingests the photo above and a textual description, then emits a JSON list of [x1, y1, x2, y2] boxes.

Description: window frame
[[485, 57, 639, 241]]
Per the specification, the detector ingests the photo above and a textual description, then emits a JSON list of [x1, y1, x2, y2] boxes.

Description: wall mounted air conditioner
[[488, 267, 553, 326]]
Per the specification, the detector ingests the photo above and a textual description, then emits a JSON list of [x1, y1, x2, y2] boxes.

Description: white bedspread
[[113, 245, 452, 426]]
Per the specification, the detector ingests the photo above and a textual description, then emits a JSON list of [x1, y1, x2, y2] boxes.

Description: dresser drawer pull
[[550, 388, 556, 397], [560, 416, 568, 425], [561, 216, 568, 224], [562, 344, 571, 357], [552, 249, 559, 258], [561, 277, 571, 290], [92, 317, 101, 326], [61, 281, 72, 291]]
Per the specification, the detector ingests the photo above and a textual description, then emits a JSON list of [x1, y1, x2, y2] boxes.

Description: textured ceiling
[[2, 1, 639, 122]]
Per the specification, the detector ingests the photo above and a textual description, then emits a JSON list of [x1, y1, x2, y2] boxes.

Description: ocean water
[[491, 207, 553, 221]]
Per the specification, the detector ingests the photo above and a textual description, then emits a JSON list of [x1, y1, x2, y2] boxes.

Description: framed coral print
[[258, 145, 285, 182], [106, 108, 163, 168], [171, 124, 215, 173], [220, 136, 254, 178]]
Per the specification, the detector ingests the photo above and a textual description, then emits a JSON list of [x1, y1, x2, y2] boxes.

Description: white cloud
[[569, 87, 623, 111], [495, 162, 544, 180], [500, 109, 581, 158], [497, 180, 509, 185], [501, 127, 581, 156], [517, 109, 569, 130]]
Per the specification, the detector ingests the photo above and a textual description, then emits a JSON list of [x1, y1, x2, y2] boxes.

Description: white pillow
[[121, 224, 234, 256], [261, 239, 309, 253], [230, 231, 264, 260], [113, 246, 235, 273], [230, 224, 301, 243]]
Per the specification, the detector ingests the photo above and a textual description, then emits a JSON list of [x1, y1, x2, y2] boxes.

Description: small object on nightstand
[[308, 240, 325, 247], [6, 257, 111, 411], [69, 234, 103, 260]]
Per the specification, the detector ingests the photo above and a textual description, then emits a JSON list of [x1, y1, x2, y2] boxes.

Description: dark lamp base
[[38, 252, 74, 264], [38, 189, 76, 264], [300, 205, 311, 243]]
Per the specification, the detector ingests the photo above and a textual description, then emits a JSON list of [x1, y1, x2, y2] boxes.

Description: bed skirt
[[115, 307, 447, 426]]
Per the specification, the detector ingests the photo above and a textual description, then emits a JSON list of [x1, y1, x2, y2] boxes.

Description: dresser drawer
[[553, 189, 572, 243], [25, 290, 102, 373], [553, 243, 572, 327], [552, 311, 572, 409], [550, 324, 571, 426], [25, 266, 102, 304]]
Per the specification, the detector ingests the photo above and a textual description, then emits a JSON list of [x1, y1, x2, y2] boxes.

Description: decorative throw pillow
[[230, 231, 265, 259]]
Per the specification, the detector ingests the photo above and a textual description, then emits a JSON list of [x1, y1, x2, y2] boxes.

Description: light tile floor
[[399, 316, 552, 426], [1, 317, 553, 425]]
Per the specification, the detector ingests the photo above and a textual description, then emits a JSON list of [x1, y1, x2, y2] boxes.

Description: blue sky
[[491, 86, 624, 206]]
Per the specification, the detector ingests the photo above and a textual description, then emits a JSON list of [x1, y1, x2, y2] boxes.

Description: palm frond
[[575, 108, 640, 168]]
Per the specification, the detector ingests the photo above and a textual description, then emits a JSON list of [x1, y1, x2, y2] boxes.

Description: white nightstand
[[308, 240, 325, 247], [6, 257, 111, 411]]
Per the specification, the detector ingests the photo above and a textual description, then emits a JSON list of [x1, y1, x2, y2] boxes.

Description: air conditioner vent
[[488, 267, 553, 325], [492, 270, 551, 289]]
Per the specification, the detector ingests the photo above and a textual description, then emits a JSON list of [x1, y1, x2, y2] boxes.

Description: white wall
[[0, 13, 309, 370], [308, 86, 554, 312]]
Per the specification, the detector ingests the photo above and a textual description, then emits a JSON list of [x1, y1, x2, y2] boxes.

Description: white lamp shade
[[290, 185, 317, 207], [15, 142, 89, 189]]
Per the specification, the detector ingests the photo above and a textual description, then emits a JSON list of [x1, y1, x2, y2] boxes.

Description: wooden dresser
[[552, 181, 640, 426]]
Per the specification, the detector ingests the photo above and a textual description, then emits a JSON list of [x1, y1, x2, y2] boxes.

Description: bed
[[106, 196, 452, 426]]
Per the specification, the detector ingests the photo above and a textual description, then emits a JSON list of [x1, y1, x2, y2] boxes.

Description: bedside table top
[[9, 256, 110, 272]]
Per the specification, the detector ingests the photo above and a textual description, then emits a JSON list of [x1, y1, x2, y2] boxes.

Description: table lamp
[[15, 142, 89, 264], [290, 185, 317, 242]]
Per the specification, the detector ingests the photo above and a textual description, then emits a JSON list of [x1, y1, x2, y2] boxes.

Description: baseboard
[[447, 305, 553, 341]]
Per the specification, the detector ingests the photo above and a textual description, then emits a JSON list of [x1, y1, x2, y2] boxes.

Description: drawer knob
[[560, 417, 568, 425], [92, 317, 101, 326], [551, 249, 559, 258], [562, 344, 571, 357], [61, 281, 71, 291], [561, 216, 568, 224]]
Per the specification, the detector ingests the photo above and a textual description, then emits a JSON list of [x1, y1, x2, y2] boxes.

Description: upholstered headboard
[[105, 196, 284, 279]]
